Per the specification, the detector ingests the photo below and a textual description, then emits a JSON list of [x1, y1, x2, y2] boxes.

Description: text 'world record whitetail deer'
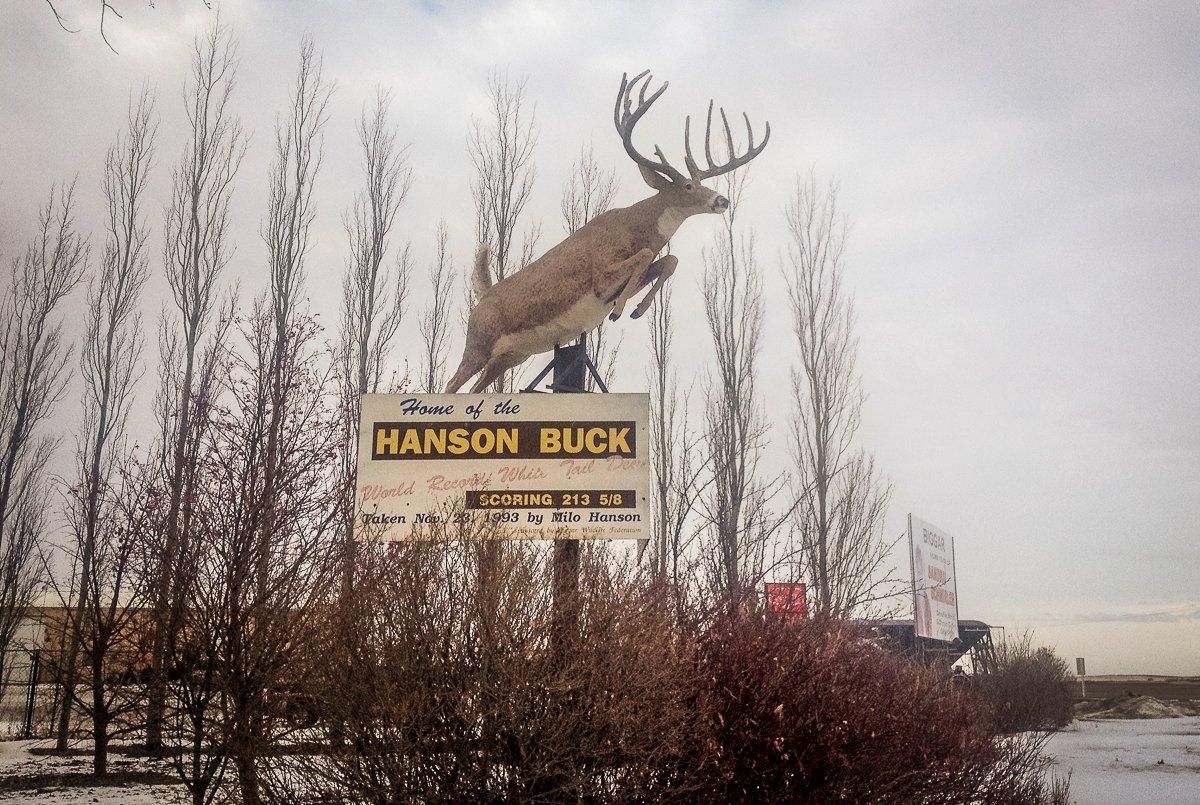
[[445, 70, 771, 394]]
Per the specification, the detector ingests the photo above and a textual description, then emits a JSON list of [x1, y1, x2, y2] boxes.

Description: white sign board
[[355, 393, 650, 541], [909, 514, 959, 642]]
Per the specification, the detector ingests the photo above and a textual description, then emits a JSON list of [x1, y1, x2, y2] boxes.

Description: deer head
[[614, 70, 770, 217]]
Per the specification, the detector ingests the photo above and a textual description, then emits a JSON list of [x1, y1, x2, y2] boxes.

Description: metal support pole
[[551, 336, 588, 653], [23, 649, 41, 739]]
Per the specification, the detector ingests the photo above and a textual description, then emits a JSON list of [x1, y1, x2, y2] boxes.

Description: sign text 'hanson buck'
[[355, 394, 651, 540]]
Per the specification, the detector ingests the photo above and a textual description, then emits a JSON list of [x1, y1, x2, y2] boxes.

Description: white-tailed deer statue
[[446, 70, 770, 393]]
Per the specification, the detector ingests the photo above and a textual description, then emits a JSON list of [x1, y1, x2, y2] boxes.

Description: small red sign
[[765, 582, 807, 618]]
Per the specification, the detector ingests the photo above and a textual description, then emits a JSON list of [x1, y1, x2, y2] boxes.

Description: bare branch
[[560, 142, 618, 235], [418, 221, 455, 394], [43, 0, 80, 33]]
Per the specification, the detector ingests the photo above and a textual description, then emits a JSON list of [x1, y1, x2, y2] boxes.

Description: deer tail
[[471, 244, 493, 300]]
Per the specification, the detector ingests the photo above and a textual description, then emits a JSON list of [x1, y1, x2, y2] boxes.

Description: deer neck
[[631, 193, 691, 243]]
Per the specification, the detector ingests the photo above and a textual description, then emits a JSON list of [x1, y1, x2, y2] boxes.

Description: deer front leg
[[597, 248, 656, 321], [629, 255, 678, 320]]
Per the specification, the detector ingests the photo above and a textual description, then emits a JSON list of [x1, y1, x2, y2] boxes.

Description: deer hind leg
[[629, 255, 678, 320], [596, 248, 656, 321], [446, 355, 482, 395], [468, 363, 502, 394], [445, 347, 489, 393], [469, 352, 522, 394]]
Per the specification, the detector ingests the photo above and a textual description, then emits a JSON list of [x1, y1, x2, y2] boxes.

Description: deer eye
[[684, 183, 694, 191]]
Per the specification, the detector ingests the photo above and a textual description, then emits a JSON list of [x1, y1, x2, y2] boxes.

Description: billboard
[[765, 582, 807, 619], [354, 393, 650, 541], [908, 514, 959, 642]]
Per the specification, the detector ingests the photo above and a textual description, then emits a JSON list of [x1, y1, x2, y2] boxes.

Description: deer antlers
[[684, 101, 771, 181], [614, 70, 771, 185], [614, 71, 690, 185]]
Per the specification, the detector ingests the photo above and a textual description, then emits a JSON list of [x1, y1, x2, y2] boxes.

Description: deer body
[[445, 70, 769, 393]]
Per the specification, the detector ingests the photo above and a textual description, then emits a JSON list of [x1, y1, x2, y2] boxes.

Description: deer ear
[[639, 164, 673, 191]]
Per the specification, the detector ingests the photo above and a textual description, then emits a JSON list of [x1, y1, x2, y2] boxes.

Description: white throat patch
[[656, 207, 687, 239]]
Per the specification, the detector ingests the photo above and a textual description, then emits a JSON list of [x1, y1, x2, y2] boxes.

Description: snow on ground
[[1047, 716, 1200, 805], [3, 720, 1198, 803], [0, 740, 186, 804]]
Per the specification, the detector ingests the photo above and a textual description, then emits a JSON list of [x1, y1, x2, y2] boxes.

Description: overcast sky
[[3, 1, 1198, 674]]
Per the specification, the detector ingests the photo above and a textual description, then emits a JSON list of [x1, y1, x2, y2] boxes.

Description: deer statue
[[445, 70, 770, 394]]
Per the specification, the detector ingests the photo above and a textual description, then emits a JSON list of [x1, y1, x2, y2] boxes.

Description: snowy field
[[0, 740, 184, 803], [1047, 717, 1200, 805]]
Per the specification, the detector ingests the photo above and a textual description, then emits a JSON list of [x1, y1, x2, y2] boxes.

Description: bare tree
[[165, 306, 340, 805], [418, 220, 455, 394], [148, 19, 246, 753], [216, 37, 334, 803], [336, 84, 410, 606], [54, 88, 156, 758], [560, 142, 621, 390], [783, 173, 896, 618], [700, 171, 789, 611], [467, 69, 537, 392], [54, 460, 157, 772], [0, 182, 88, 683], [340, 88, 412, 403], [469, 69, 537, 285], [645, 283, 706, 594], [148, 309, 232, 805]]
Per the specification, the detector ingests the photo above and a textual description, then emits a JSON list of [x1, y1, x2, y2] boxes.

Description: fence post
[[23, 649, 41, 739]]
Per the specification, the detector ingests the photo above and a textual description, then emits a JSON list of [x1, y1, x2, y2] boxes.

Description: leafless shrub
[[683, 615, 1068, 803], [783, 172, 900, 618], [260, 535, 695, 803], [979, 632, 1074, 733]]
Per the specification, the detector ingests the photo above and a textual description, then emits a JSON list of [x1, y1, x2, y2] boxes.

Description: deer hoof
[[630, 309, 643, 320], [609, 311, 620, 321]]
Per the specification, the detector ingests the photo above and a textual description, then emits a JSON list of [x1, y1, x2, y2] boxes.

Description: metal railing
[[0, 647, 60, 739]]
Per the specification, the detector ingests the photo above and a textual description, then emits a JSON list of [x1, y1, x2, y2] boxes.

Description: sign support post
[[549, 335, 589, 653]]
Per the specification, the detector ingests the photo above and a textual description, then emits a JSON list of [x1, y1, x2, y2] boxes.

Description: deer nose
[[713, 195, 730, 211]]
